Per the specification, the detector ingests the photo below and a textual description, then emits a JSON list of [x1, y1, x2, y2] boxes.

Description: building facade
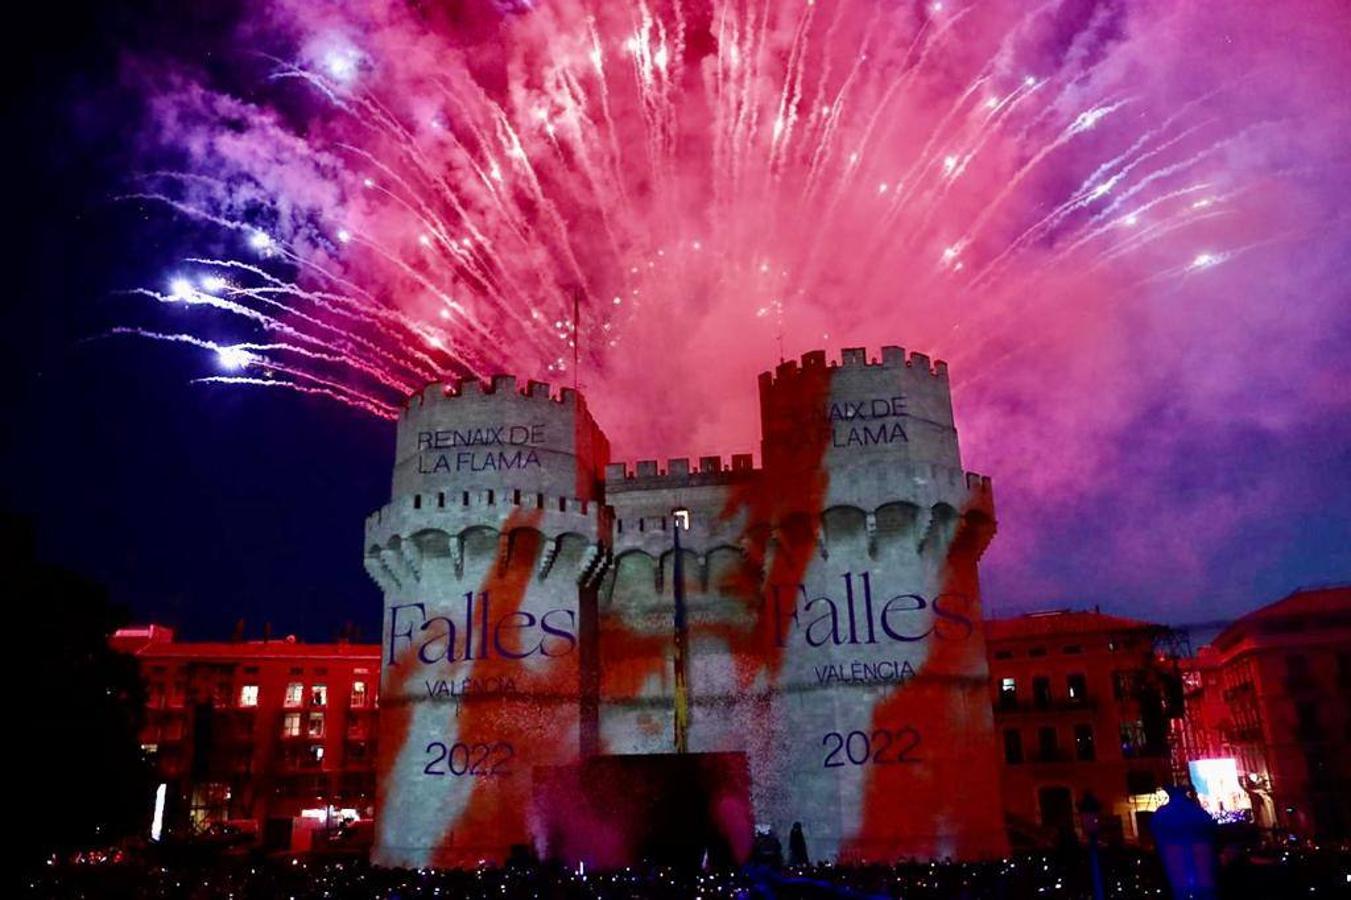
[[1173, 586, 1351, 838], [112, 588, 1350, 855], [363, 346, 1008, 867], [985, 610, 1180, 847], [111, 626, 381, 851]]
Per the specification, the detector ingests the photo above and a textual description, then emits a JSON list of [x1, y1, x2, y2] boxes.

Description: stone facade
[[364, 348, 1007, 867]]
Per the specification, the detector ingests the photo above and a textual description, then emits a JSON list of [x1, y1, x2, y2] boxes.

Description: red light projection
[[367, 347, 1006, 866]]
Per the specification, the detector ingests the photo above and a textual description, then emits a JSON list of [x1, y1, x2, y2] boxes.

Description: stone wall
[[365, 348, 1008, 866], [366, 380, 609, 867], [600, 347, 1006, 860]]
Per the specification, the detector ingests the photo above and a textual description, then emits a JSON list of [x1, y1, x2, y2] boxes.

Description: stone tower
[[601, 347, 1006, 860], [363, 377, 609, 867], [366, 347, 1007, 867]]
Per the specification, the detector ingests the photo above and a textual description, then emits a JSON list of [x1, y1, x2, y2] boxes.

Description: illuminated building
[[111, 625, 380, 850], [113, 589, 1348, 853], [1174, 585, 1351, 837], [119, 348, 1348, 863], [363, 346, 1008, 866], [985, 610, 1180, 846]]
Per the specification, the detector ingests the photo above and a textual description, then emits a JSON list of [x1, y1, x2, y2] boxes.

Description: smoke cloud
[[125, 0, 1351, 619]]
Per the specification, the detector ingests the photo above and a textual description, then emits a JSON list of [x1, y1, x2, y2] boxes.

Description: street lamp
[[672, 507, 691, 754]]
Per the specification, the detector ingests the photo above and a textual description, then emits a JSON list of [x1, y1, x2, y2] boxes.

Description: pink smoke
[[128, 0, 1351, 618]]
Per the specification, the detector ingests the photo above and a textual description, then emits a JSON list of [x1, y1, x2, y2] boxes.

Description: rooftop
[[111, 626, 379, 661], [985, 608, 1163, 643], [1211, 584, 1351, 651]]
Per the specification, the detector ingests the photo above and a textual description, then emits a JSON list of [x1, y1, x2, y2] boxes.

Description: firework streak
[[364, 347, 1006, 866], [120, 0, 1351, 858], [123, 0, 1338, 441]]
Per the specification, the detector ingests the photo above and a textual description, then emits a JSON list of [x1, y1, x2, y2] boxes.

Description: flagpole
[[573, 287, 581, 391], [672, 508, 691, 753]]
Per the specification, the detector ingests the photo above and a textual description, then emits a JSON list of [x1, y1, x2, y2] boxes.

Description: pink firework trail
[[124, 0, 1351, 611]]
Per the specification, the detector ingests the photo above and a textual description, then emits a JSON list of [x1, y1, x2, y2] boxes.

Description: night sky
[[5, 0, 1349, 642], [7, 1, 385, 640]]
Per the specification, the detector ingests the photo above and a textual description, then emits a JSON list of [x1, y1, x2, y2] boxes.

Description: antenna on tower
[[776, 303, 786, 363], [572, 287, 581, 392]]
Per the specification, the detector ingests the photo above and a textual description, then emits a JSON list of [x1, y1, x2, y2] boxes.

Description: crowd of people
[[20, 843, 1350, 900]]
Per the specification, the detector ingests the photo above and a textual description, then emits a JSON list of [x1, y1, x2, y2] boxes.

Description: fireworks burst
[[120, 0, 1345, 473]]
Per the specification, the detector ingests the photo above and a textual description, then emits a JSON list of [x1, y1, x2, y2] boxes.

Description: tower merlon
[[844, 345, 948, 376], [451, 376, 508, 396], [965, 471, 993, 493], [603, 454, 759, 491], [759, 346, 952, 391], [401, 376, 585, 416], [366, 486, 603, 527], [841, 347, 867, 366], [881, 345, 906, 366]]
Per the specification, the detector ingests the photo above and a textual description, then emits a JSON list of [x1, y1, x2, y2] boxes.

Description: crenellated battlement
[[390, 369, 611, 504], [366, 486, 601, 531], [604, 453, 757, 491], [965, 471, 993, 494], [757, 345, 950, 392], [364, 521, 608, 593], [601, 487, 997, 598], [371, 345, 988, 594], [604, 463, 994, 566], [365, 341, 1005, 868], [758, 345, 961, 479], [364, 485, 608, 593], [401, 375, 582, 415]]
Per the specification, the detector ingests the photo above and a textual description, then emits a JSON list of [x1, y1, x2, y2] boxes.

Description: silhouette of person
[[751, 825, 783, 868], [1152, 786, 1219, 900], [788, 821, 808, 866]]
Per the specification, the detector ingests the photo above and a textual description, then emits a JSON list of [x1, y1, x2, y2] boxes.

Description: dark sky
[[5, 1, 389, 641], [4, 1, 1347, 642]]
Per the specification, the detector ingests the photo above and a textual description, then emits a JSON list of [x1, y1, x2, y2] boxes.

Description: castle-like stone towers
[[364, 378, 610, 867], [365, 349, 1006, 867], [601, 347, 1004, 860]]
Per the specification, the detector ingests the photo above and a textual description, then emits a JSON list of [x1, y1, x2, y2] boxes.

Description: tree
[[10, 514, 152, 865]]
